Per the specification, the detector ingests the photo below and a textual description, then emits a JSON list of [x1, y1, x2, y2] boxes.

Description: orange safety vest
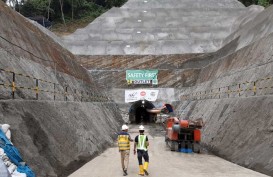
[[118, 134, 130, 151]]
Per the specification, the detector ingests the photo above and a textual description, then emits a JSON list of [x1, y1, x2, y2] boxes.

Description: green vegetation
[[239, 0, 272, 7], [4, 0, 272, 35], [8, 0, 127, 35], [257, 0, 271, 6]]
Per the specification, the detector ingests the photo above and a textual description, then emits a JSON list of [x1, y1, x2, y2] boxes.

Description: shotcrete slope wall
[[0, 2, 123, 177], [223, 5, 273, 52], [178, 97, 273, 176], [122, 0, 244, 8], [0, 100, 123, 177], [63, 0, 247, 55], [0, 2, 90, 83], [176, 22, 273, 176]]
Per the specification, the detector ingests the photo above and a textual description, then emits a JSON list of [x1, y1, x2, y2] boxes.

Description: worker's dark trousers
[[137, 150, 149, 165]]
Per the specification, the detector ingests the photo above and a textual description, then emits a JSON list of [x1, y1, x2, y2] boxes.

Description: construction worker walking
[[117, 124, 133, 176], [134, 125, 149, 176]]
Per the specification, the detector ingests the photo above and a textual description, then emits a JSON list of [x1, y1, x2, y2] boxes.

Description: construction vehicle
[[165, 117, 203, 153]]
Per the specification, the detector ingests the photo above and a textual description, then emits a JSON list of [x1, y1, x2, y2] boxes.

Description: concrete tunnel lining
[[129, 100, 156, 123]]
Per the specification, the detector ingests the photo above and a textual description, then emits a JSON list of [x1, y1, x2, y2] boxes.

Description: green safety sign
[[126, 70, 158, 80], [152, 79, 158, 85]]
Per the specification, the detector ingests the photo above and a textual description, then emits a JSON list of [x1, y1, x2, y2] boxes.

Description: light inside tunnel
[[129, 99, 155, 123]]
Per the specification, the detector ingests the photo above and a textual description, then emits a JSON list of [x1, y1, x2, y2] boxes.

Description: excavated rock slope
[[73, 2, 273, 176], [63, 0, 249, 55], [0, 101, 122, 177], [0, 2, 123, 177], [77, 54, 209, 88], [175, 6, 273, 176]]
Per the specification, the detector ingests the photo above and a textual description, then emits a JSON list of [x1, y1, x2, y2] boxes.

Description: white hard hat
[[139, 125, 145, 131], [122, 124, 128, 130]]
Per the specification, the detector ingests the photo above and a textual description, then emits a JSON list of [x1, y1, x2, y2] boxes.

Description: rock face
[[0, 101, 122, 177], [175, 7, 273, 176], [63, 0, 249, 55], [223, 5, 273, 52], [77, 54, 205, 89], [0, 2, 123, 177]]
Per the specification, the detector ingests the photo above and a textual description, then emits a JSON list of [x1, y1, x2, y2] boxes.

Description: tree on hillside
[[47, 0, 52, 20], [17, 0, 127, 20], [106, 0, 127, 8], [20, 0, 51, 17], [59, 0, 66, 25], [258, 0, 270, 6], [93, 0, 127, 8], [10, 0, 127, 33]]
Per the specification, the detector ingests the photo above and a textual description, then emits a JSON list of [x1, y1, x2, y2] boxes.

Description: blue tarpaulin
[[0, 129, 35, 177]]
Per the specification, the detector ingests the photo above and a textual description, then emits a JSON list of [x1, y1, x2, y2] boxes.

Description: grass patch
[[51, 15, 99, 36]]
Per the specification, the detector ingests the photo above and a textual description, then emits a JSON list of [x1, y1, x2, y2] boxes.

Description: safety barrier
[[180, 76, 273, 101], [0, 33, 111, 102], [0, 68, 109, 102]]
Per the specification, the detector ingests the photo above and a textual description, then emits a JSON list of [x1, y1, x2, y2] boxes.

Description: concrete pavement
[[69, 125, 268, 177]]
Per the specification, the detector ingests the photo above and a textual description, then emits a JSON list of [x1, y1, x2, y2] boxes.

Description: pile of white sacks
[[0, 124, 27, 177]]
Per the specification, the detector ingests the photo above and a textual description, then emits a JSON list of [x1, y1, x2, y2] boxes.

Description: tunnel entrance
[[135, 106, 150, 123], [129, 100, 156, 123]]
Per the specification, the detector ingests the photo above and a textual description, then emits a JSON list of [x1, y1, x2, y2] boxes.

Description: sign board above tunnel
[[125, 89, 159, 103], [126, 70, 158, 81]]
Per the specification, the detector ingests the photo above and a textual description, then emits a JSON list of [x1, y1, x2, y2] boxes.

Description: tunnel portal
[[129, 100, 156, 123]]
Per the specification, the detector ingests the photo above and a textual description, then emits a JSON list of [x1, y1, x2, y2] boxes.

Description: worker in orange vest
[[117, 125, 133, 176], [134, 125, 149, 176]]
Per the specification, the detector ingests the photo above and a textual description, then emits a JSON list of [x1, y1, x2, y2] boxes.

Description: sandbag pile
[[0, 158, 11, 177], [0, 148, 26, 177], [0, 124, 35, 177]]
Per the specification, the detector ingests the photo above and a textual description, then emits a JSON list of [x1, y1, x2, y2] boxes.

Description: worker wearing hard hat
[[134, 125, 149, 176], [117, 124, 133, 176]]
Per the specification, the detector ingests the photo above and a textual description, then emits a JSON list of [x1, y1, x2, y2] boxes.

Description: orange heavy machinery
[[165, 117, 203, 153]]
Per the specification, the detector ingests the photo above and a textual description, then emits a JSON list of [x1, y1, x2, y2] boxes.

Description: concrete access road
[[69, 125, 268, 177]]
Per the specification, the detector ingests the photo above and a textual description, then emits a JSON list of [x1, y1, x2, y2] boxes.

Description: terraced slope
[[63, 0, 248, 55]]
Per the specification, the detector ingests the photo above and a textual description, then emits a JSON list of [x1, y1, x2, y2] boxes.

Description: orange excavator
[[165, 117, 203, 153]]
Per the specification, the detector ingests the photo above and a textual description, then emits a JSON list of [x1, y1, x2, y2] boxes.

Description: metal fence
[[0, 68, 109, 102], [180, 76, 273, 101]]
